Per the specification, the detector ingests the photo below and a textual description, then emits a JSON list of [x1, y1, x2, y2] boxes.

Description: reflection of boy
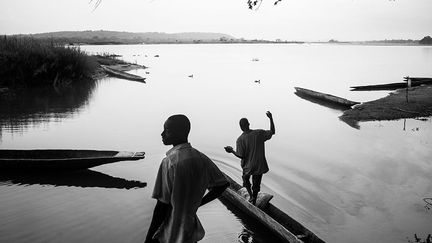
[[145, 114, 229, 243], [225, 111, 275, 205]]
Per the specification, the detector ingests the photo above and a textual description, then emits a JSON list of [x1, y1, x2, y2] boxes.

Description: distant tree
[[419, 36, 432, 45]]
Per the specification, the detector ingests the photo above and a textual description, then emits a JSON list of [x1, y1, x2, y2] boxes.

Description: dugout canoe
[[0, 149, 145, 170], [101, 65, 146, 82], [350, 77, 432, 91], [294, 87, 360, 108], [220, 173, 325, 243]]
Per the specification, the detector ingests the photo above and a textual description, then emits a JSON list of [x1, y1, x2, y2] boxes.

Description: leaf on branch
[[247, 0, 262, 10], [89, 0, 102, 11], [247, 0, 283, 10]]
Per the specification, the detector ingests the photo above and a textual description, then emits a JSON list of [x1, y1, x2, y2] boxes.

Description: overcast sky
[[0, 0, 431, 41]]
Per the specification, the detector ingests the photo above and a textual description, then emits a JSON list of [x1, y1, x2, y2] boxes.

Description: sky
[[0, 0, 431, 41]]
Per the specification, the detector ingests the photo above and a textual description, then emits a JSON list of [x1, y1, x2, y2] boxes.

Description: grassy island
[[340, 85, 432, 127], [0, 36, 147, 95], [0, 36, 99, 88]]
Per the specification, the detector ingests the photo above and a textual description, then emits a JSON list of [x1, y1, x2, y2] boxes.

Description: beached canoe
[[350, 77, 432, 91], [220, 173, 325, 243], [294, 87, 360, 107], [0, 149, 145, 170], [101, 65, 146, 82]]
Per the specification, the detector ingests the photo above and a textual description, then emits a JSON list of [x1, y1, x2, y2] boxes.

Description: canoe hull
[[221, 173, 325, 243], [101, 65, 146, 82], [0, 149, 145, 170], [294, 87, 359, 107], [351, 77, 432, 91]]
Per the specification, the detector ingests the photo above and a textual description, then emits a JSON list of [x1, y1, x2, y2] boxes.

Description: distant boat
[[294, 87, 360, 107], [0, 149, 145, 170], [101, 65, 146, 82]]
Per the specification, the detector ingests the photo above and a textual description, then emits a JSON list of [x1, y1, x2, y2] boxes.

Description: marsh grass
[[0, 36, 98, 87]]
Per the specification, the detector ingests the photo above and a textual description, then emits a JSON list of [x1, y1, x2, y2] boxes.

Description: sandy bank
[[340, 85, 432, 123]]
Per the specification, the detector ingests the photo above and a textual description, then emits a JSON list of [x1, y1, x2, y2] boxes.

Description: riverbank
[[0, 36, 98, 88], [340, 85, 432, 123]]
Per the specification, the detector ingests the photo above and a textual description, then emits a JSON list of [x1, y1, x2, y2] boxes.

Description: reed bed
[[0, 36, 98, 87]]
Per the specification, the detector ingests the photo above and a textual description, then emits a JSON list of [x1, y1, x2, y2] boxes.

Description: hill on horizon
[[23, 30, 237, 44]]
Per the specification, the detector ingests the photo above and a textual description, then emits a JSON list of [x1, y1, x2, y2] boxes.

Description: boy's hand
[[224, 146, 234, 153], [266, 111, 273, 119]]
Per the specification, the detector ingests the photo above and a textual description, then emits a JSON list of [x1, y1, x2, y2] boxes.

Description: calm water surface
[[1, 44, 432, 243]]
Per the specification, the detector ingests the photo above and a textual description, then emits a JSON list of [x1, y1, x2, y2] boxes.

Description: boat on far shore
[[294, 87, 360, 108], [0, 149, 145, 170]]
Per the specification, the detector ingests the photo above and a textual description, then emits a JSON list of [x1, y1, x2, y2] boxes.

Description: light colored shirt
[[152, 143, 228, 243], [236, 129, 273, 176]]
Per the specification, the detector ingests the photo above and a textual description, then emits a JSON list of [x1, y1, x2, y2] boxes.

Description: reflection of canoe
[[295, 87, 360, 107], [0, 150, 145, 170], [0, 169, 147, 189], [220, 173, 325, 243], [101, 65, 146, 82]]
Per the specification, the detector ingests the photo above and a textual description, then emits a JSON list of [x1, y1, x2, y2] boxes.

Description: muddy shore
[[340, 85, 432, 123]]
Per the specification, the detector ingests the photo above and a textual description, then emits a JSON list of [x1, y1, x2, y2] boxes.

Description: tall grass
[[0, 36, 98, 87]]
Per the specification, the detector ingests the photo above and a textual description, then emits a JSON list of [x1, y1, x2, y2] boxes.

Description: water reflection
[[0, 79, 97, 133], [406, 234, 431, 243], [424, 198, 432, 211], [218, 196, 282, 243], [0, 169, 147, 189]]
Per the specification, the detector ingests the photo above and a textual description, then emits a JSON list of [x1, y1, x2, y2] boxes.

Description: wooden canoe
[[351, 77, 432, 91], [101, 65, 146, 82], [0, 149, 145, 170], [294, 87, 360, 107], [220, 173, 325, 243]]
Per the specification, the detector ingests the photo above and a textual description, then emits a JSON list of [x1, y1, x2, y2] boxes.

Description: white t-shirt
[[152, 143, 228, 243]]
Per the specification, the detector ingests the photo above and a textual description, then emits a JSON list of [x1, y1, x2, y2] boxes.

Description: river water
[[1, 44, 432, 243]]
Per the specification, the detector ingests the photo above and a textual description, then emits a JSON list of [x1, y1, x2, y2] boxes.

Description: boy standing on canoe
[[145, 114, 229, 243], [224, 111, 275, 205]]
